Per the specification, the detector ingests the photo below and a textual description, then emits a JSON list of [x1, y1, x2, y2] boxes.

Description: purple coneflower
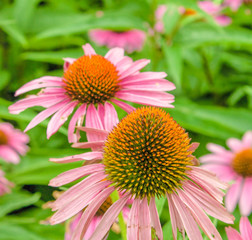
[[9, 44, 175, 142], [49, 106, 234, 240], [89, 30, 146, 53], [0, 122, 29, 164], [200, 131, 252, 216]]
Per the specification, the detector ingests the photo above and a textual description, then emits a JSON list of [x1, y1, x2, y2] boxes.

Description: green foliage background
[[0, 0, 252, 239]]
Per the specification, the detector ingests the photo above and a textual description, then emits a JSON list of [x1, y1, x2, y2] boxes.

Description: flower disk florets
[[232, 149, 252, 177], [63, 55, 120, 104], [0, 130, 8, 145], [103, 107, 194, 199]]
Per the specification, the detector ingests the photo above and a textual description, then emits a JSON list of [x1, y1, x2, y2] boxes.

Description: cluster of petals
[[49, 105, 234, 240], [9, 44, 175, 143], [65, 199, 131, 240], [226, 217, 252, 240], [89, 29, 146, 53], [154, 5, 167, 33], [0, 169, 14, 196], [198, 1, 232, 26], [0, 122, 29, 164], [200, 131, 252, 216]]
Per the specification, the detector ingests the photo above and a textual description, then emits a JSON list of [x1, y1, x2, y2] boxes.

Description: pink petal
[[86, 104, 104, 142], [111, 99, 135, 113], [71, 141, 104, 150], [119, 59, 150, 80], [104, 47, 125, 65], [50, 151, 103, 163], [227, 138, 244, 152], [49, 163, 104, 187], [207, 143, 230, 154], [68, 103, 87, 143], [116, 91, 174, 108], [139, 197, 151, 240], [104, 102, 119, 132], [200, 153, 233, 164], [50, 181, 110, 224], [127, 198, 140, 240], [240, 216, 252, 239], [225, 227, 243, 240], [51, 172, 107, 210], [242, 131, 252, 148], [167, 193, 184, 240], [97, 104, 105, 127], [73, 186, 115, 239], [0, 146, 20, 164], [171, 193, 203, 240], [47, 101, 78, 138], [122, 79, 175, 92], [121, 72, 167, 83], [89, 192, 131, 240], [82, 44, 96, 56], [225, 177, 243, 213], [177, 189, 221, 240], [24, 99, 69, 132], [9, 95, 66, 114], [149, 197, 163, 240], [63, 58, 76, 72], [239, 177, 252, 216], [215, 15, 232, 26], [184, 181, 234, 223], [15, 76, 63, 96], [77, 126, 108, 138]]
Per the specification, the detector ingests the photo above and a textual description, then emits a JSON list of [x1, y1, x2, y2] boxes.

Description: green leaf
[[155, 195, 166, 216], [162, 42, 183, 91], [174, 24, 252, 48], [0, 191, 41, 217], [0, 223, 46, 240], [13, 0, 39, 32], [163, 220, 173, 240], [0, 70, 10, 91], [168, 98, 252, 140]]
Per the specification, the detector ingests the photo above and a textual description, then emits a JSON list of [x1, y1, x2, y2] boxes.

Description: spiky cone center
[[103, 107, 194, 199], [232, 148, 252, 177], [63, 55, 120, 104], [0, 130, 8, 145]]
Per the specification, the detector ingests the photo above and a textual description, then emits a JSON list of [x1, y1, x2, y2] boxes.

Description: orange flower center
[[232, 148, 252, 177], [0, 130, 8, 145], [63, 55, 120, 104], [103, 107, 194, 198]]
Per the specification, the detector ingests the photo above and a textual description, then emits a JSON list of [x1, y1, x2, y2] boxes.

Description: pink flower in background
[[89, 29, 146, 53], [0, 122, 29, 164], [200, 131, 252, 216], [226, 217, 252, 240], [9, 44, 175, 143], [49, 107, 233, 240], [154, 5, 167, 33], [0, 169, 14, 196], [198, 1, 232, 26], [224, 0, 243, 11]]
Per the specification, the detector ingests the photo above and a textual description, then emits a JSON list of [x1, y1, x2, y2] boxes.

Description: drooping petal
[[68, 103, 87, 143], [149, 197, 163, 240], [49, 163, 104, 187], [0, 146, 20, 164], [24, 99, 70, 132], [242, 131, 252, 148], [50, 151, 103, 163], [225, 227, 243, 240], [239, 177, 252, 216], [239, 216, 252, 239], [171, 193, 203, 240], [89, 192, 131, 240], [139, 197, 151, 240], [127, 198, 140, 240], [105, 47, 125, 65], [104, 102, 119, 132], [227, 138, 244, 152], [15, 76, 63, 96], [225, 177, 243, 213], [47, 101, 78, 138], [111, 99, 136, 113], [73, 186, 115, 239]]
